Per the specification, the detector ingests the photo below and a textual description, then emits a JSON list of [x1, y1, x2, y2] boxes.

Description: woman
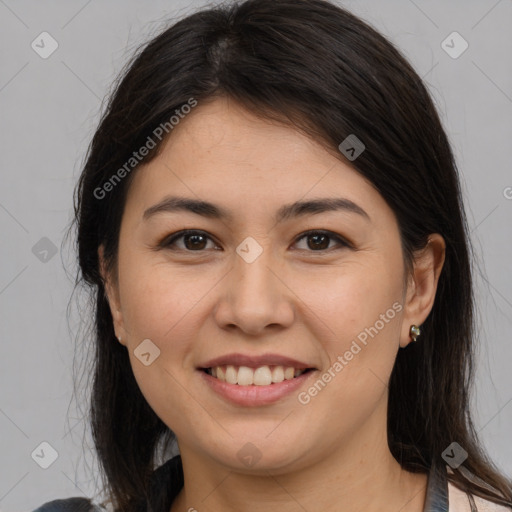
[[33, 0, 512, 511]]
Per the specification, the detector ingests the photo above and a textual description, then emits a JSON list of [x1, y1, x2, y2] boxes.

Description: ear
[[98, 244, 127, 346], [399, 234, 446, 348]]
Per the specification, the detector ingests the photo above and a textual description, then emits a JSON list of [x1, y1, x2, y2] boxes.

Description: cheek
[[117, 247, 206, 345], [300, 260, 403, 352], [117, 261, 207, 427], [128, 356, 203, 440], [297, 268, 403, 430]]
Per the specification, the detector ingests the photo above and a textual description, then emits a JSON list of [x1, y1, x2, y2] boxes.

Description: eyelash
[[159, 229, 352, 253]]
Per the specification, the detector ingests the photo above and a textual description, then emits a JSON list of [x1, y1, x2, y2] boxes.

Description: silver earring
[[409, 324, 421, 342]]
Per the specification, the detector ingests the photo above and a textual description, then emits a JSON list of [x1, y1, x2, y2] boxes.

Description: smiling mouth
[[201, 365, 315, 386]]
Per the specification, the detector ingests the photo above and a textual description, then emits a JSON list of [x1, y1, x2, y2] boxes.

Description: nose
[[213, 243, 295, 336]]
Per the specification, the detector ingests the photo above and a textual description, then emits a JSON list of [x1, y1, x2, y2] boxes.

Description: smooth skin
[[99, 95, 445, 512]]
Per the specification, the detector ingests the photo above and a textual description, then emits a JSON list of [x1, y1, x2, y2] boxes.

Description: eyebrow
[[142, 195, 371, 223]]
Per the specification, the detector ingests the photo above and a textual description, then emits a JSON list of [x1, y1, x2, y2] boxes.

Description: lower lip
[[199, 370, 316, 406]]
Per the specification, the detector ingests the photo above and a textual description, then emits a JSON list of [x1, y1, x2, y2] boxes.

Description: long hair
[[68, 0, 512, 510]]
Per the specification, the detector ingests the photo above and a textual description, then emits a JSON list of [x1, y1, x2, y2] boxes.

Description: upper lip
[[199, 353, 316, 370]]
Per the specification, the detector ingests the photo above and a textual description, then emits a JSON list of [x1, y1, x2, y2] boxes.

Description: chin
[[208, 435, 314, 475]]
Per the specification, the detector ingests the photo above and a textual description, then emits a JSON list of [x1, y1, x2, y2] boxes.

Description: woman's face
[[101, 96, 438, 474]]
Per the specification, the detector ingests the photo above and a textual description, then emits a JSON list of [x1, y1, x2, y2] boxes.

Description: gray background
[[0, 1, 511, 511]]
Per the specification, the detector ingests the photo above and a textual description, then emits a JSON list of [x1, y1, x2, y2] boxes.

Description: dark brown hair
[[68, 0, 512, 510]]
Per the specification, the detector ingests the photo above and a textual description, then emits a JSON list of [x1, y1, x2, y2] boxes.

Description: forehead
[[163, 96, 337, 176], [123, 96, 391, 228]]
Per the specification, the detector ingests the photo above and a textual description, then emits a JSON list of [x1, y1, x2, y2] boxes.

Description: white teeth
[[225, 365, 238, 384], [284, 367, 295, 380], [237, 366, 254, 386], [253, 366, 272, 386], [207, 365, 308, 385], [271, 366, 284, 383]]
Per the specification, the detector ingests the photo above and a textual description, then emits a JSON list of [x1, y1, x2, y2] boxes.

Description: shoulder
[[32, 497, 107, 512], [448, 481, 512, 511], [32, 456, 182, 512]]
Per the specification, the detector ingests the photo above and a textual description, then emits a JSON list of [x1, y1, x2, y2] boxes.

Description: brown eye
[[160, 229, 350, 254], [182, 233, 208, 250], [162, 230, 217, 251], [294, 230, 350, 252]]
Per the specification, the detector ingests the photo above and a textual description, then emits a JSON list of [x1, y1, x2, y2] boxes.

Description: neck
[[170, 407, 428, 512]]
